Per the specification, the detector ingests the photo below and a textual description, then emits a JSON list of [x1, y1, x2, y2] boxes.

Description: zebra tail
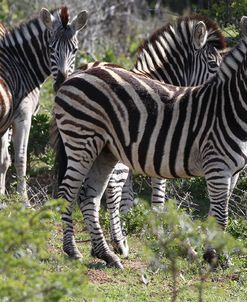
[[50, 116, 67, 190]]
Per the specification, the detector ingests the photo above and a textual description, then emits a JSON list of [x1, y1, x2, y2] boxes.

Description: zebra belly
[[110, 143, 204, 180]]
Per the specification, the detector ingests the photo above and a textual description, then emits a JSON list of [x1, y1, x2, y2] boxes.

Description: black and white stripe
[[52, 14, 239, 268], [70, 15, 226, 261], [0, 6, 87, 205]]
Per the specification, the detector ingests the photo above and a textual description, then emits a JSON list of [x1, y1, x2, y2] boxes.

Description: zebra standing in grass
[[52, 16, 227, 268], [52, 14, 247, 268], [71, 16, 226, 261], [0, 6, 88, 206]]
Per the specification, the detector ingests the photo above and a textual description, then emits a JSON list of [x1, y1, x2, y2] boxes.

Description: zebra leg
[[78, 151, 123, 268], [204, 173, 238, 267], [0, 130, 11, 195], [151, 177, 166, 209], [120, 170, 134, 214], [105, 163, 130, 258], [12, 113, 32, 207], [62, 198, 82, 259], [59, 146, 103, 259]]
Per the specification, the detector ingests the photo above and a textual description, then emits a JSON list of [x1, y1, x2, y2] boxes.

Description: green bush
[[144, 200, 245, 302], [0, 198, 89, 301], [122, 201, 150, 235], [28, 113, 54, 173]]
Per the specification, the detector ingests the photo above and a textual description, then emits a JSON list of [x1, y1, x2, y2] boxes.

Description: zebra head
[[133, 16, 225, 86], [40, 6, 88, 92], [189, 20, 223, 84]]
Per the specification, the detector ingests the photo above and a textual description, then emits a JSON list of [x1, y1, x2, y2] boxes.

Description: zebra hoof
[[68, 252, 83, 260], [64, 247, 82, 259], [187, 246, 198, 260], [203, 248, 218, 268], [23, 200, 32, 209], [220, 253, 232, 269], [91, 248, 97, 258], [112, 239, 129, 258], [107, 260, 124, 269]]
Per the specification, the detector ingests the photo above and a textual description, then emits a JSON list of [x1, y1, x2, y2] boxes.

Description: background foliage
[[2, 0, 245, 228], [0, 1, 246, 301]]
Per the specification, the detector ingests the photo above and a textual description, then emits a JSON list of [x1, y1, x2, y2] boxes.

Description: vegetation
[[0, 198, 90, 301], [0, 198, 246, 301], [0, 1, 246, 301]]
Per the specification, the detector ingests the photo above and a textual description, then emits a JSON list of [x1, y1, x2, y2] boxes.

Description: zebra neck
[[205, 38, 247, 142], [0, 18, 51, 105], [211, 38, 247, 140], [132, 47, 189, 86]]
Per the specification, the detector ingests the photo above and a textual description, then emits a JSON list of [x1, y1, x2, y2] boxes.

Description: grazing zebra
[[52, 13, 247, 268], [0, 6, 87, 206], [69, 16, 226, 261]]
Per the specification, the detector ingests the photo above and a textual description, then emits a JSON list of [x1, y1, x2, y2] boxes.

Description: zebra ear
[[40, 8, 54, 30], [193, 21, 208, 49], [70, 10, 88, 33], [240, 16, 247, 36]]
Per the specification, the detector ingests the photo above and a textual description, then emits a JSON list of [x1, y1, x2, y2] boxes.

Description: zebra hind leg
[[78, 151, 124, 269], [62, 200, 82, 259], [58, 146, 102, 260], [205, 173, 238, 268], [105, 163, 131, 258]]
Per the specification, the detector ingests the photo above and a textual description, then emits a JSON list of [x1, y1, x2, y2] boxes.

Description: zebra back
[[132, 15, 226, 85], [0, 23, 7, 38]]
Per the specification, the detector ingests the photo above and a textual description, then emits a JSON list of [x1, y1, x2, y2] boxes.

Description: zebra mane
[[134, 15, 226, 68], [139, 15, 225, 53], [0, 16, 45, 48], [0, 7, 71, 47], [215, 36, 247, 81], [79, 61, 123, 71], [60, 6, 69, 28]]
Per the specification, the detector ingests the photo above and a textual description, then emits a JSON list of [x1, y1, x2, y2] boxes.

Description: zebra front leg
[[105, 163, 130, 258], [12, 114, 32, 207], [151, 177, 166, 209], [79, 151, 123, 269], [204, 173, 238, 267], [0, 130, 11, 195]]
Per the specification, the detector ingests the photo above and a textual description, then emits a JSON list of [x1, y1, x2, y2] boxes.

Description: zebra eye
[[208, 61, 218, 68], [72, 48, 78, 54]]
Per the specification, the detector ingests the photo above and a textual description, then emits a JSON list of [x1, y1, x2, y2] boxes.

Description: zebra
[[0, 6, 88, 206], [51, 15, 231, 266], [68, 16, 226, 261], [52, 13, 247, 267]]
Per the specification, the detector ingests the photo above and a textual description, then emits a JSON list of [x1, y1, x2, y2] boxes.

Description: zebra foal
[[0, 6, 87, 206]]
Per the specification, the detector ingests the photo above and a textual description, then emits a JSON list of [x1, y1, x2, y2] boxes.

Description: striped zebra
[[0, 6, 87, 206], [51, 16, 232, 268], [71, 16, 226, 261]]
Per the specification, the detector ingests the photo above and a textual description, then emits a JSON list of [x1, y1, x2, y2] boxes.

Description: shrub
[[144, 200, 245, 302], [0, 198, 89, 301]]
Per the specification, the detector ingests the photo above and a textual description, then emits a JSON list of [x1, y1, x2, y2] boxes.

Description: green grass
[[44, 216, 247, 302], [1, 197, 246, 302], [61, 231, 247, 302]]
